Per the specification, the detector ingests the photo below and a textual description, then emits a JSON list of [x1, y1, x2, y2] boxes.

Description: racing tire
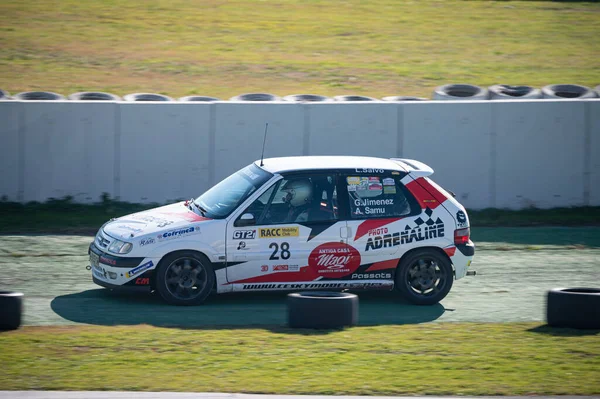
[[541, 84, 597, 99], [0, 291, 24, 331], [432, 84, 489, 101], [287, 291, 358, 329], [0, 89, 9, 100], [155, 251, 215, 306], [395, 249, 453, 305], [68, 92, 121, 101], [546, 288, 600, 329], [488, 85, 542, 100]]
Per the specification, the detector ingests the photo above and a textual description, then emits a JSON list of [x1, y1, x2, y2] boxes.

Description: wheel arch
[[397, 246, 455, 276], [150, 249, 216, 291]]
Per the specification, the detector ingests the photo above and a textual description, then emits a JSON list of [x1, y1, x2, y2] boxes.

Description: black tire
[[395, 249, 453, 305], [155, 251, 215, 306], [68, 92, 121, 101], [488, 85, 542, 100], [0, 89, 10, 100], [541, 84, 597, 99], [229, 93, 280, 101], [333, 95, 376, 102], [382, 96, 427, 101], [287, 291, 358, 329], [546, 288, 600, 329], [432, 84, 489, 100], [14, 91, 65, 100], [123, 93, 173, 102], [282, 94, 331, 102], [178, 96, 220, 102], [0, 291, 24, 331]]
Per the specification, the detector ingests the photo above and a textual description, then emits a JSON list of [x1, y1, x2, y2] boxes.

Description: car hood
[[103, 201, 211, 240]]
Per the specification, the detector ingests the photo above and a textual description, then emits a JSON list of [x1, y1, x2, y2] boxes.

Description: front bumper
[[88, 242, 156, 290]]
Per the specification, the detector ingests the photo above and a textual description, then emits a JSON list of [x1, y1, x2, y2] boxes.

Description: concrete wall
[[0, 99, 598, 209]]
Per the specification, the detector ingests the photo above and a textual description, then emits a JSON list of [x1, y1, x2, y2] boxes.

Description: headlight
[[108, 239, 133, 254]]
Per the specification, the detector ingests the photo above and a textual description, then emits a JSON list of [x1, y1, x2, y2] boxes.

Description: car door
[[341, 170, 422, 277], [225, 171, 351, 291]]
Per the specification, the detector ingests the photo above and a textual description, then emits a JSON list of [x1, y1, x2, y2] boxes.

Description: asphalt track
[[0, 227, 599, 328]]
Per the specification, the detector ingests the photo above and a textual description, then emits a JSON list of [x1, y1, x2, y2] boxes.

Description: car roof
[[255, 156, 434, 177]]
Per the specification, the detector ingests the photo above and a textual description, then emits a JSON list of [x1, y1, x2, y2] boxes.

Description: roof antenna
[[260, 122, 269, 166]]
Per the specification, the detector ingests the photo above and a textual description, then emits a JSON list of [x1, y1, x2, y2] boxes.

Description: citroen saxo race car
[[89, 156, 475, 305]]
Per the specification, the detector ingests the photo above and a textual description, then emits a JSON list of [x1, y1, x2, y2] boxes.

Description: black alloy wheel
[[156, 251, 215, 305], [395, 249, 453, 305]]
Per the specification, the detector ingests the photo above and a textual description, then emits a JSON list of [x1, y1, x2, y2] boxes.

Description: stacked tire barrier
[[433, 84, 489, 100], [123, 93, 173, 101], [333, 95, 376, 101], [542, 84, 597, 99], [489, 85, 541, 100]]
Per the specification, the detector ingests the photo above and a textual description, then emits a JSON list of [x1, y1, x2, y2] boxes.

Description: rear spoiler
[[390, 158, 434, 178]]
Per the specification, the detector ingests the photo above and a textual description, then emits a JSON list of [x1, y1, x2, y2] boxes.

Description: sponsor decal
[[351, 273, 392, 279], [383, 186, 396, 195], [365, 208, 444, 251], [139, 237, 155, 247], [368, 183, 383, 191], [391, 171, 400, 175], [135, 277, 150, 285], [456, 211, 467, 228], [347, 176, 361, 185], [259, 227, 299, 238], [347, 185, 357, 192], [383, 178, 395, 186], [134, 215, 174, 228], [368, 227, 388, 236], [260, 265, 269, 272], [271, 264, 299, 272], [233, 230, 256, 240], [99, 256, 116, 266], [242, 168, 260, 180], [237, 241, 249, 250], [117, 225, 143, 233], [242, 282, 392, 290], [309, 242, 361, 277], [355, 168, 384, 174], [125, 261, 154, 278], [157, 226, 197, 240]]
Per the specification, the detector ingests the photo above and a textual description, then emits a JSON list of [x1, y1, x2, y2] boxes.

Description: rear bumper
[[451, 240, 475, 279]]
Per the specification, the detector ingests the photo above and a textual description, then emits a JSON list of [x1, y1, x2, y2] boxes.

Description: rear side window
[[345, 174, 417, 219]]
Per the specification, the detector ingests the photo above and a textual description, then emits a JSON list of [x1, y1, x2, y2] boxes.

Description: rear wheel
[[395, 249, 453, 305], [156, 251, 215, 305]]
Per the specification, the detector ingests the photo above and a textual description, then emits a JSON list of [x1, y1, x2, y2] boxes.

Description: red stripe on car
[[354, 218, 402, 241], [364, 258, 399, 272]]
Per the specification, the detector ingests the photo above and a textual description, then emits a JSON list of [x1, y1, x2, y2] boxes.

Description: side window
[[241, 174, 339, 226], [346, 174, 414, 219]]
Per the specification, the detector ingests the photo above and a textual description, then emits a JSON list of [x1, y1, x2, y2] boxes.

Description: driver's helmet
[[281, 179, 312, 207]]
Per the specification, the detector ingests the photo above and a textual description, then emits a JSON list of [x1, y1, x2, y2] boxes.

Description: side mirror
[[236, 213, 255, 227]]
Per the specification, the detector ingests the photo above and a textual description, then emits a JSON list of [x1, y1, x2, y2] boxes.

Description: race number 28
[[269, 242, 290, 260]]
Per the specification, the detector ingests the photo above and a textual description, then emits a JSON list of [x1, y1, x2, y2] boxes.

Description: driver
[[281, 179, 313, 223]]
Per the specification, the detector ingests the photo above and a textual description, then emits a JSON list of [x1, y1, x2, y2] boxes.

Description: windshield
[[195, 163, 273, 219]]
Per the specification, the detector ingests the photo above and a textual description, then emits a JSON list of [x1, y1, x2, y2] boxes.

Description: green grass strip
[[0, 323, 598, 395]]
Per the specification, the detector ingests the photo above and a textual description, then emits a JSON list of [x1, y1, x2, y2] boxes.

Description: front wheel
[[395, 249, 453, 305], [156, 251, 215, 305]]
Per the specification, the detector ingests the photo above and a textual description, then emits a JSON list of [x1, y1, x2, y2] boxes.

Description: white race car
[[89, 156, 475, 305]]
